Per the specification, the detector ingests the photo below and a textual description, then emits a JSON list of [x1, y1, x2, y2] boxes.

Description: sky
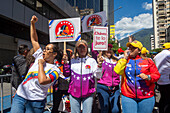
[[114, 0, 153, 40]]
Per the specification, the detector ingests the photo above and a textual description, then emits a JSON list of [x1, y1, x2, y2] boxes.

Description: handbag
[[58, 95, 71, 113]]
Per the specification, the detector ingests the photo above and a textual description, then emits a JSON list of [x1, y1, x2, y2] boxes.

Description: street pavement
[[0, 82, 52, 113]]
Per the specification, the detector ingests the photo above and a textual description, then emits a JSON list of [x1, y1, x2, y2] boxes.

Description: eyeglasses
[[42, 47, 53, 53], [129, 46, 137, 51]]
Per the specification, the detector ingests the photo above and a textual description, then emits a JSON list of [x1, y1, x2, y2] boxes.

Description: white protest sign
[[49, 17, 81, 42], [82, 11, 107, 33], [93, 26, 108, 50]]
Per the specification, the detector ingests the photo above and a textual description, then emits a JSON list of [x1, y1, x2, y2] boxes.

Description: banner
[[110, 25, 115, 37], [49, 17, 81, 42], [93, 26, 108, 50], [82, 11, 107, 33]]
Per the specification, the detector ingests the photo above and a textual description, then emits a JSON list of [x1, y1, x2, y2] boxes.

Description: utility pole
[[103, 0, 114, 39]]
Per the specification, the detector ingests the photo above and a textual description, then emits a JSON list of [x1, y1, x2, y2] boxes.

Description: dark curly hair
[[51, 44, 63, 64]]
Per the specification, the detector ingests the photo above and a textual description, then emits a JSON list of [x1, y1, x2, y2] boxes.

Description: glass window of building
[[25, 0, 35, 8], [43, 4, 50, 18], [19, 0, 24, 2], [36, 1, 43, 13]]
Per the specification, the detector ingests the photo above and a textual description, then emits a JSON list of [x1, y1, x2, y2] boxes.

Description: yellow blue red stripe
[[23, 69, 57, 85], [49, 71, 59, 82]]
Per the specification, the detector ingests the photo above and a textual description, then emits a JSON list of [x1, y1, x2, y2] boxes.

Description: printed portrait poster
[[49, 17, 81, 42], [93, 26, 108, 50], [82, 11, 107, 33]]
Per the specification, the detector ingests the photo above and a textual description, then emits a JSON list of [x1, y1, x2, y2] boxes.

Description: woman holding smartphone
[[114, 40, 160, 113]]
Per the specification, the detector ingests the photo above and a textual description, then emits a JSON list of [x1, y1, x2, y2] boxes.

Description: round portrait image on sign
[[87, 15, 102, 30], [55, 21, 74, 39]]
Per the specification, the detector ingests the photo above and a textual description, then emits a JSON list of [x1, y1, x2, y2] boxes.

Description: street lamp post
[[108, 5, 122, 41]]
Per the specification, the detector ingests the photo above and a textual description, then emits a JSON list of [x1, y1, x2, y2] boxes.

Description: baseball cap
[[126, 40, 143, 50], [141, 47, 149, 54], [76, 40, 88, 48], [118, 48, 124, 53], [162, 43, 170, 49]]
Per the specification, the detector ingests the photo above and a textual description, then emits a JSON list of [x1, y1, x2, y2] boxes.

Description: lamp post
[[108, 6, 122, 41]]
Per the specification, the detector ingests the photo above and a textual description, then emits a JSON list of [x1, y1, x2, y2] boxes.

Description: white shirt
[[154, 49, 170, 85], [70, 56, 102, 79], [17, 48, 60, 100]]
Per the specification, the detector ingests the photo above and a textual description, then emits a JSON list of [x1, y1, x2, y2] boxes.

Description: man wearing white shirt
[[154, 43, 170, 113]]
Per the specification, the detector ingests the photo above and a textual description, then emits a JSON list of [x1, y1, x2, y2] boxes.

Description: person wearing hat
[[62, 40, 104, 113], [114, 40, 160, 113], [141, 47, 149, 58], [150, 52, 158, 60], [97, 44, 120, 113], [154, 42, 170, 113], [118, 48, 125, 59]]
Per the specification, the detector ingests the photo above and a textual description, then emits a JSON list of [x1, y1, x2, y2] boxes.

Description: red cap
[[118, 48, 124, 53]]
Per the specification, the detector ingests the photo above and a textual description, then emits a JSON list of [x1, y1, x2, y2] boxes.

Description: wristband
[[147, 75, 151, 80]]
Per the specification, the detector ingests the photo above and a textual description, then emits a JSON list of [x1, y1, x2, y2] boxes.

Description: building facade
[[0, 0, 79, 65], [150, 35, 155, 50], [166, 26, 170, 41], [153, 0, 170, 49], [66, 0, 102, 13]]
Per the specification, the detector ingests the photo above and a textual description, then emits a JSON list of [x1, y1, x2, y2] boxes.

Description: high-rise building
[[66, 0, 114, 25], [153, 0, 170, 48], [166, 26, 170, 41]]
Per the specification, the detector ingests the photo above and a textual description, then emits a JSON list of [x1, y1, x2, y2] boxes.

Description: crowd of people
[[10, 15, 170, 113]]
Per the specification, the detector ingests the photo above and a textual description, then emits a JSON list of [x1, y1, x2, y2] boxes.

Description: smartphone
[[127, 51, 130, 56]]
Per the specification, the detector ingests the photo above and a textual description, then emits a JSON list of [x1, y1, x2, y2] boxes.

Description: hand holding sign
[[62, 54, 68, 64], [97, 51, 103, 68]]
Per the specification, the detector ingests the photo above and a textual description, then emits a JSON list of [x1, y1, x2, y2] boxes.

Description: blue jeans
[[97, 84, 120, 113], [121, 95, 155, 113], [69, 94, 94, 113], [10, 94, 46, 113]]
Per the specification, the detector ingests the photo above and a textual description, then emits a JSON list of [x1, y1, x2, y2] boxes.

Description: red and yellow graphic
[[87, 15, 102, 30], [55, 21, 74, 39]]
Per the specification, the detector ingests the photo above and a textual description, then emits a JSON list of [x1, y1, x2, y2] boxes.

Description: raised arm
[[30, 15, 40, 52]]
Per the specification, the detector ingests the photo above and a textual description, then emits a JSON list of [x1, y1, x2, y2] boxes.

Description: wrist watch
[[147, 75, 151, 80]]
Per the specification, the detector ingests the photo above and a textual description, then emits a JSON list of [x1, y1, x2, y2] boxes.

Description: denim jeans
[[159, 84, 170, 113], [69, 94, 94, 113], [10, 94, 46, 113], [121, 95, 155, 113], [97, 83, 120, 113]]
